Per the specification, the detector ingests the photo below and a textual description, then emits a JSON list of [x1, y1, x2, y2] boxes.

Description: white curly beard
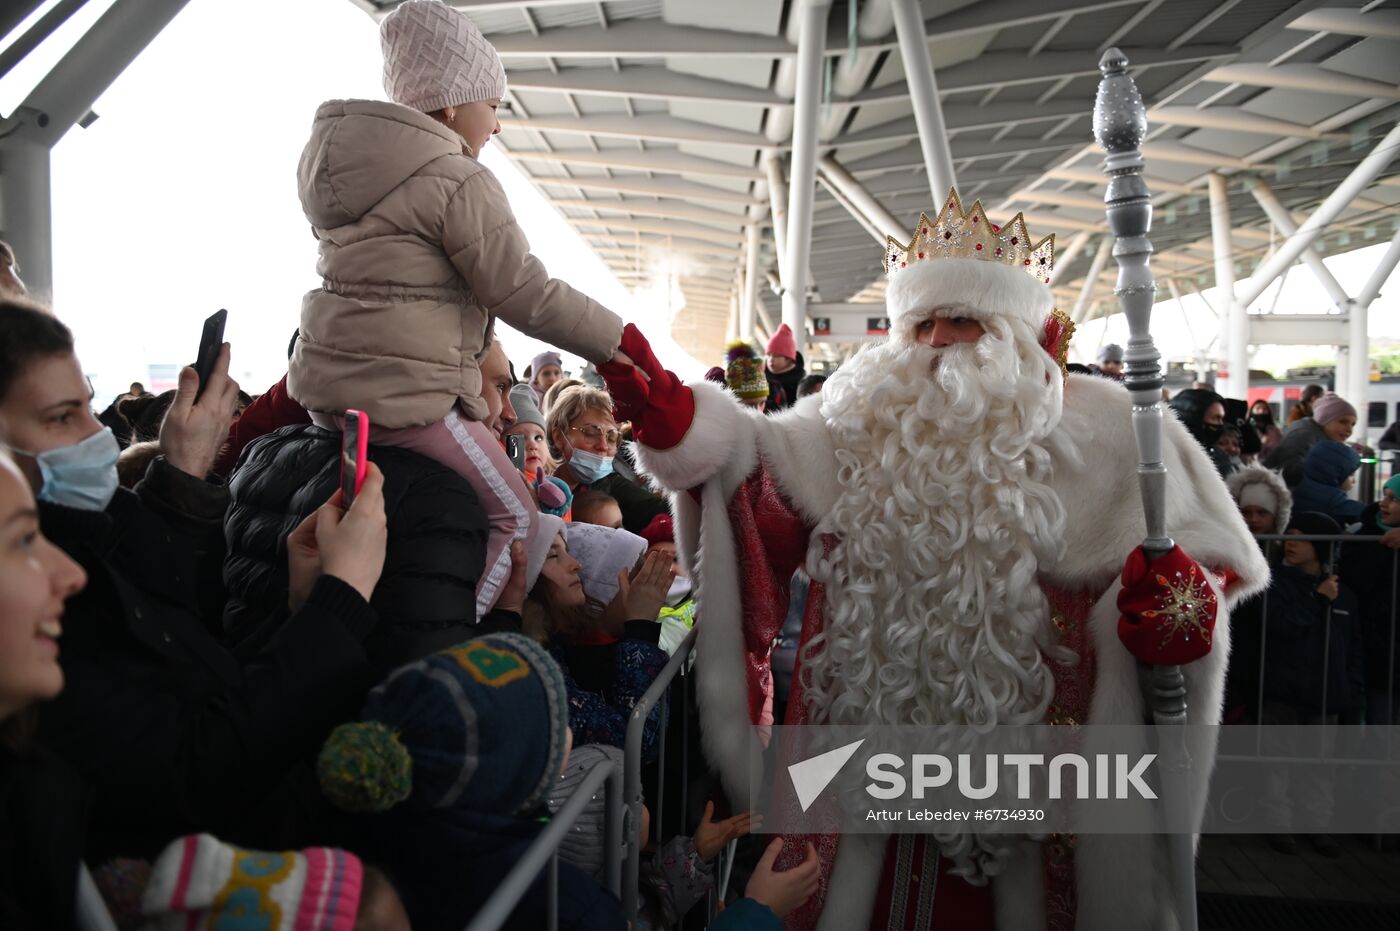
[[800, 318, 1071, 882]]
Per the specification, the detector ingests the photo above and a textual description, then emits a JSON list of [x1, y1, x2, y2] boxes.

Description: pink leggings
[[312, 409, 534, 618]]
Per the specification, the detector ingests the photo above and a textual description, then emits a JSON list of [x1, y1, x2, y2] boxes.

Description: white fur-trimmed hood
[[885, 257, 1052, 337], [1227, 465, 1292, 533]]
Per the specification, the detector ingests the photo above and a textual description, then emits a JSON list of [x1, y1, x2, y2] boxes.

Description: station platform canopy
[[343, 0, 1400, 364]]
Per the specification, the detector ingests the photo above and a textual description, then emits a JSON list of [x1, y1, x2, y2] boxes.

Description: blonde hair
[[546, 384, 615, 457]]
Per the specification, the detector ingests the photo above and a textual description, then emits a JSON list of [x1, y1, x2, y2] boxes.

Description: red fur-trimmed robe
[[632, 374, 1269, 931]]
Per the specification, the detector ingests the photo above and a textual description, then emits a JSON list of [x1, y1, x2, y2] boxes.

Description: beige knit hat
[[381, 0, 507, 113]]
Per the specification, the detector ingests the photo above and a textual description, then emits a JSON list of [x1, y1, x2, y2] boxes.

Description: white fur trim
[[993, 843, 1048, 931], [1228, 465, 1292, 533], [885, 258, 1052, 337], [814, 835, 886, 931], [689, 475, 758, 807], [1045, 374, 1270, 601], [1075, 567, 1232, 930], [750, 394, 842, 527]]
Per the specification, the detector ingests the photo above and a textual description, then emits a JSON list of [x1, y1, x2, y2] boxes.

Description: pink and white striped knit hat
[[381, 0, 507, 112], [141, 833, 364, 931]]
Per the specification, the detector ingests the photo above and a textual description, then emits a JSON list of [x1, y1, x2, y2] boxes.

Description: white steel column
[[889, 0, 957, 197], [1071, 236, 1114, 325], [1238, 121, 1400, 308], [1208, 173, 1250, 399], [781, 0, 832, 359], [763, 151, 790, 285], [1246, 177, 1351, 310], [0, 0, 193, 300], [817, 154, 904, 240], [1346, 228, 1400, 407], [741, 222, 762, 342]]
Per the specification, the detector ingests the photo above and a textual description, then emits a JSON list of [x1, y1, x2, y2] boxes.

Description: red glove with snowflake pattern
[[1116, 544, 1219, 666], [597, 323, 695, 450]]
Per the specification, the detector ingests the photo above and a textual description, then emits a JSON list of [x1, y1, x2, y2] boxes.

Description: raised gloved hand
[[535, 473, 572, 517], [1115, 544, 1219, 666], [597, 323, 694, 449]]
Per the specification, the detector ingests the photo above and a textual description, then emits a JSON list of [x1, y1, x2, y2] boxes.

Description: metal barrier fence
[[1357, 452, 1398, 505], [463, 625, 700, 931], [1244, 532, 1397, 725], [463, 755, 624, 931], [624, 626, 700, 924]]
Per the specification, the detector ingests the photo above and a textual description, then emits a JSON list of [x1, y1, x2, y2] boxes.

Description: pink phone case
[[342, 410, 370, 503]]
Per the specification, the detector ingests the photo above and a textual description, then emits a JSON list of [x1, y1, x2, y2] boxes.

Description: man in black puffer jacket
[[224, 424, 500, 676]]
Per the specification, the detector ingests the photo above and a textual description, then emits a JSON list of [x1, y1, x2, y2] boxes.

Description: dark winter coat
[[1341, 502, 1400, 699], [1261, 562, 1364, 715], [1292, 440, 1364, 525], [766, 351, 806, 411], [1168, 389, 1232, 479], [222, 424, 494, 675], [213, 373, 311, 477], [1379, 422, 1400, 451], [0, 744, 86, 931], [1264, 417, 1326, 487], [554, 621, 668, 763], [35, 458, 376, 858]]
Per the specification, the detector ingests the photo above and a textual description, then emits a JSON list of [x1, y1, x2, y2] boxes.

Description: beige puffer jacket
[[287, 99, 622, 427]]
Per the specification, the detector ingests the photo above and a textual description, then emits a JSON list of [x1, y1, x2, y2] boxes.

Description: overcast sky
[[1, 0, 700, 404], [2, 0, 1396, 401]]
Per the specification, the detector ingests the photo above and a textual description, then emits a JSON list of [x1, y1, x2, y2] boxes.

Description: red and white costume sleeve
[[626, 371, 1268, 931]]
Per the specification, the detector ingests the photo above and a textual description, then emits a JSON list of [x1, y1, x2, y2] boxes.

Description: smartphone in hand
[[341, 410, 370, 507], [192, 309, 228, 402], [506, 433, 526, 473]]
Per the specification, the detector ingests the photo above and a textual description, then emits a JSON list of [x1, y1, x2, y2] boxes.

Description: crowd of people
[[1, 2, 1397, 930]]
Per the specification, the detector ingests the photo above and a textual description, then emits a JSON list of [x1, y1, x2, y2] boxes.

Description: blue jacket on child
[[1292, 440, 1364, 525]]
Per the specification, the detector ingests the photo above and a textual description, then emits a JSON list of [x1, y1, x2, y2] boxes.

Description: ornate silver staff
[[1094, 48, 1198, 931]]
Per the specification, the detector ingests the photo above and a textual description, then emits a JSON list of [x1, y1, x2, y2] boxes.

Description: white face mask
[[666, 574, 692, 605], [15, 428, 120, 511]]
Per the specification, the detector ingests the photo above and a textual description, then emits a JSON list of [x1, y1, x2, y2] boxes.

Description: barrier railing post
[[623, 627, 699, 924], [604, 761, 623, 898], [463, 758, 621, 931]]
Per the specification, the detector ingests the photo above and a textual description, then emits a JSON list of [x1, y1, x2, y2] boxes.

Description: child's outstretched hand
[[693, 801, 753, 861], [745, 838, 819, 919]]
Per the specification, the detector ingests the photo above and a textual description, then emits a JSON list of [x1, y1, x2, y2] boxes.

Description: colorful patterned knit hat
[[725, 342, 769, 400], [381, 0, 507, 113], [141, 834, 363, 931], [318, 633, 570, 816]]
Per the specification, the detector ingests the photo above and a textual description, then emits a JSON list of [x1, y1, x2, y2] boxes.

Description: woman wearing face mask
[[1249, 400, 1284, 456], [0, 299, 391, 857], [0, 449, 88, 931], [1169, 388, 1233, 479], [545, 385, 669, 535]]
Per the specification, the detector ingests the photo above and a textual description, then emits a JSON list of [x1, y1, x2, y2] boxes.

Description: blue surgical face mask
[[18, 427, 120, 511], [569, 448, 614, 484]]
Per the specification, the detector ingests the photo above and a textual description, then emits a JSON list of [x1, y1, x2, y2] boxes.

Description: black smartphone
[[341, 410, 369, 507], [192, 309, 228, 401], [506, 433, 526, 472]]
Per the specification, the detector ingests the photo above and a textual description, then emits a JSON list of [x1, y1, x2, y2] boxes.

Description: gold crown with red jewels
[[884, 188, 1056, 286]]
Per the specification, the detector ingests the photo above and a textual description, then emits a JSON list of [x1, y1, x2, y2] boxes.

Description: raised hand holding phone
[[287, 461, 388, 609], [192, 309, 227, 402], [160, 310, 239, 478]]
